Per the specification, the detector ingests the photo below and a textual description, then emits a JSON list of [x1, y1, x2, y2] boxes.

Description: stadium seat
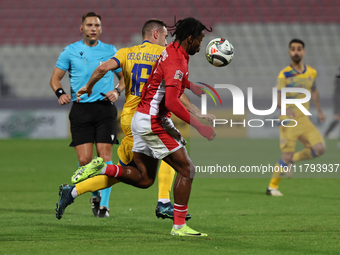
[[0, 0, 339, 98]]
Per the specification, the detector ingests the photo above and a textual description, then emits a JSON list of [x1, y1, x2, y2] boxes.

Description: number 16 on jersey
[[130, 63, 152, 96]]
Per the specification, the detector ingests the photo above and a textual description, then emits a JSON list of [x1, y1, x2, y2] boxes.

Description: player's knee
[[138, 178, 155, 189], [187, 164, 196, 179], [281, 153, 293, 164], [190, 166, 196, 178], [175, 161, 193, 179], [314, 144, 326, 156], [318, 147, 326, 156]]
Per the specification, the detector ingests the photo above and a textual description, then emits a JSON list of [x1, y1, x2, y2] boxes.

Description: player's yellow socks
[[76, 175, 119, 196], [269, 160, 287, 189], [158, 161, 175, 200], [293, 148, 316, 162]]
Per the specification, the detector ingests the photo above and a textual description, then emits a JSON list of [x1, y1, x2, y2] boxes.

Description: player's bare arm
[[311, 87, 326, 122], [179, 93, 216, 123], [77, 58, 120, 101], [103, 71, 124, 102], [50, 67, 71, 106], [165, 86, 216, 141], [181, 81, 215, 121], [186, 81, 204, 97]]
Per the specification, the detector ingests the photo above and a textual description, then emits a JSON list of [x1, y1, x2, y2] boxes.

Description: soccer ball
[[205, 38, 234, 67]]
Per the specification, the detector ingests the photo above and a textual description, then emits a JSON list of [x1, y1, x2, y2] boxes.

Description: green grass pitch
[[0, 138, 339, 255]]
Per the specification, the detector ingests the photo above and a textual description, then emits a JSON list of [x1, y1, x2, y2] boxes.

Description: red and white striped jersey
[[137, 41, 190, 117]]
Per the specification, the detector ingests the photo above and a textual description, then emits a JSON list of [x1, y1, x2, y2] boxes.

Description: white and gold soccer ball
[[205, 38, 234, 67]]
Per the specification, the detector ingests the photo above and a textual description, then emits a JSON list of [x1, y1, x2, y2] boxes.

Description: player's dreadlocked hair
[[168, 17, 212, 47]]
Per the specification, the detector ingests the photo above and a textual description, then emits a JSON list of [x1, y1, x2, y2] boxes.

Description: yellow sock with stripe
[[269, 159, 287, 189], [158, 161, 175, 201], [76, 175, 119, 196], [293, 148, 317, 163]]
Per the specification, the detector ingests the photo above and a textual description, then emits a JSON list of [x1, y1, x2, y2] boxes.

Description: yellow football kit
[[113, 41, 175, 200], [112, 41, 165, 165], [277, 65, 324, 152], [76, 41, 176, 199], [269, 65, 324, 190]]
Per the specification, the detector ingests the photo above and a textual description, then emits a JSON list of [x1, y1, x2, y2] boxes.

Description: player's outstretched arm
[[311, 87, 326, 122], [77, 59, 120, 101], [50, 67, 71, 106], [103, 72, 125, 102], [165, 86, 216, 141], [179, 93, 216, 123], [186, 81, 204, 97]]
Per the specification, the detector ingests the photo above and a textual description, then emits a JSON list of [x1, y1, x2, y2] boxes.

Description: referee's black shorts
[[69, 100, 119, 147]]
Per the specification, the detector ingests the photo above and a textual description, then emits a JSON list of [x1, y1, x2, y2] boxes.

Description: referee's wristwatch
[[114, 88, 121, 96]]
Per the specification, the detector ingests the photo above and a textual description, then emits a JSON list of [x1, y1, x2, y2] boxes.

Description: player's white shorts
[[131, 111, 187, 159]]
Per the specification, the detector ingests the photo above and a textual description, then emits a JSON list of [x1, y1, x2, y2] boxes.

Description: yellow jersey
[[112, 41, 165, 123], [276, 64, 317, 118]]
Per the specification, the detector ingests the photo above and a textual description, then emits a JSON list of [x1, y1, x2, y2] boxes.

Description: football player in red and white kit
[[131, 18, 216, 236], [73, 17, 216, 236]]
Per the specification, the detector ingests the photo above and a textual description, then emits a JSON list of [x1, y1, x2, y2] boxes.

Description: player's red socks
[[174, 204, 188, 225], [105, 165, 123, 178]]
